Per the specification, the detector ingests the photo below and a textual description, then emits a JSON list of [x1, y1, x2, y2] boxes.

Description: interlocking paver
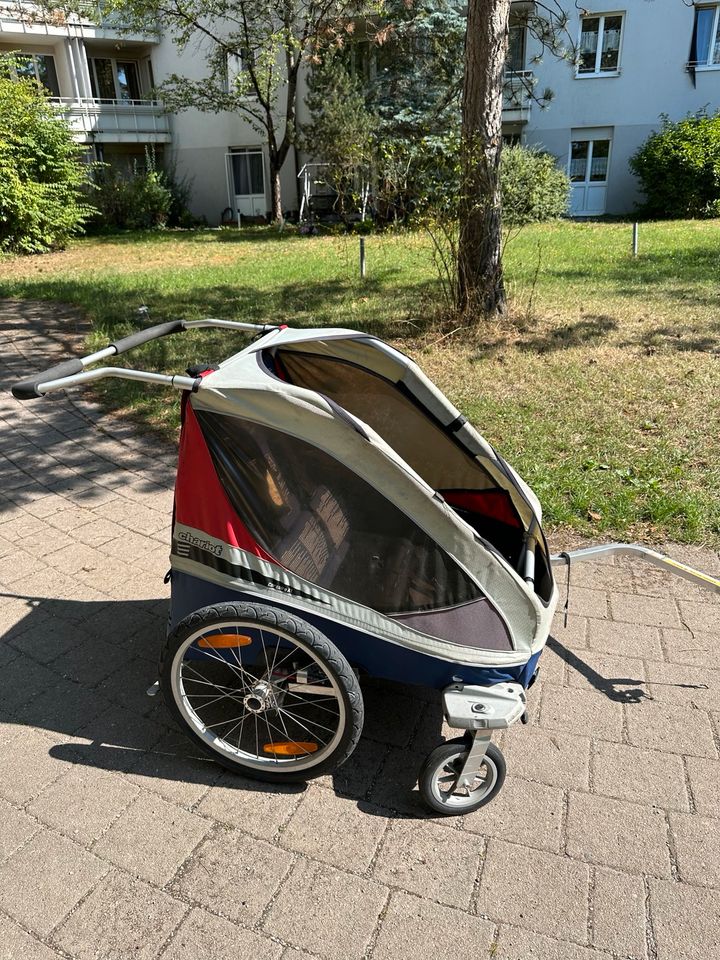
[[372, 890, 494, 960], [0, 797, 40, 862], [592, 866, 647, 958], [281, 784, 388, 872], [663, 626, 720, 667], [373, 816, 480, 909], [494, 926, 601, 960], [464, 776, 564, 853], [264, 858, 388, 960], [92, 791, 210, 886], [677, 599, 720, 634], [476, 840, 590, 942], [670, 812, 720, 889], [625, 700, 717, 758], [591, 740, 690, 811], [195, 769, 302, 837], [0, 730, 74, 804], [538, 684, 624, 742], [52, 869, 187, 960], [566, 791, 671, 876], [0, 830, 107, 937], [685, 756, 720, 817], [502, 726, 591, 790], [646, 660, 720, 711], [610, 592, 681, 628], [649, 878, 720, 960], [0, 913, 64, 960], [163, 907, 283, 960], [174, 827, 294, 924]]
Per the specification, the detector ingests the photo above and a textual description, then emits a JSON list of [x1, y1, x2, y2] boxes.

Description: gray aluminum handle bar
[[551, 543, 720, 596], [11, 318, 279, 400]]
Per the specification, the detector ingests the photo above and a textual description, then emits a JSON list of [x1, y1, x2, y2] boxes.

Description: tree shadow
[[472, 314, 618, 360]]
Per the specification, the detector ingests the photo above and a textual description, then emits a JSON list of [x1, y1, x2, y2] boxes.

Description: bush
[[630, 112, 720, 218], [0, 55, 92, 254], [89, 155, 173, 231], [500, 145, 570, 225]]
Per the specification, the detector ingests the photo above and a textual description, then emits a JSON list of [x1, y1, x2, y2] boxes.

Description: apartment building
[[511, 2, 720, 215], [0, 1, 170, 170], [3, 1, 719, 221]]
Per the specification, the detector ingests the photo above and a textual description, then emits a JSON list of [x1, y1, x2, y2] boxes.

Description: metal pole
[[359, 237, 366, 279], [632, 222, 639, 257]]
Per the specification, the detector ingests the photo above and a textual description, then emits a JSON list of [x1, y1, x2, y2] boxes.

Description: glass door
[[228, 149, 266, 217], [569, 138, 610, 216]]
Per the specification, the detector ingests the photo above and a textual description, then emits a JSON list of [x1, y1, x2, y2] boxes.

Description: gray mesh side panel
[[391, 598, 513, 650]]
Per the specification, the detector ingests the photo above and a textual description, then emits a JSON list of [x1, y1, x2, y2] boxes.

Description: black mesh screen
[[196, 411, 483, 615]]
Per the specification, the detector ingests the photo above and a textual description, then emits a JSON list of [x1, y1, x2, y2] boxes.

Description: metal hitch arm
[[550, 543, 720, 597]]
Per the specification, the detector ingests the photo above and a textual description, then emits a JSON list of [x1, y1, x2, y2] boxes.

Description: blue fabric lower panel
[[169, 570, 542, 691]]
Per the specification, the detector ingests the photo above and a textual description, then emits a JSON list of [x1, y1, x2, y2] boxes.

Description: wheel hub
[[243, 680, 276, 715]]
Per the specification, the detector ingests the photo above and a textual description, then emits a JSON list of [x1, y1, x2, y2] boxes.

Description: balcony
[[54, 97, 171, 143], [502, 70, 533, 122]]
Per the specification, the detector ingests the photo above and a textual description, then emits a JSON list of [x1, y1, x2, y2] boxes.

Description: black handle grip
[[12, 358, 85, 400], [109, 319, 186, 355]]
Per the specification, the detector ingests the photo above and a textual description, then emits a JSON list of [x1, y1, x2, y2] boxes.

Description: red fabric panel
[[441, 489, 522, 529], [174, 402, 275, 560]]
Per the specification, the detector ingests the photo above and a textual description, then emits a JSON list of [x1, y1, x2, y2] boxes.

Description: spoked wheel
[[159, 602, 364, 781], [419, 738, 506, 815]]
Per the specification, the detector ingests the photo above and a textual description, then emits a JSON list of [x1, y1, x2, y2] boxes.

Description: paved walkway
[[1, 299, 719, 960]]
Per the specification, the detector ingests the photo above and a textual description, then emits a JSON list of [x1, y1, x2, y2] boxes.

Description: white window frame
[[12, 52, 60, 97], [576, 12, 625, 77], [568, 137, 612, 186], [693, 5, 720, 69], [89, 57, 146, 103]]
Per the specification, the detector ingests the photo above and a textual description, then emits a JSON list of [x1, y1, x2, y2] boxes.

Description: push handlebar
[[11, 317, 280, 400]]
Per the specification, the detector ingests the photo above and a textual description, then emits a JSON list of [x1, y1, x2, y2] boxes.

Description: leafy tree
[[501, 144, 570, 225], [630, 112, 720, 219], [0, 54, 92, 254], [105, 0, 382, 223]]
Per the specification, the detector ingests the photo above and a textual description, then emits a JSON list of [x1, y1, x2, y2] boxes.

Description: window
[[692, 6, 720, 66], [14, 54, 60, 97], [570, 139, 610, 183], [89, 57, 143, 102], [230, 149, 264, 196], [578, 14, 623, 74], [507, 23, 527, 73]]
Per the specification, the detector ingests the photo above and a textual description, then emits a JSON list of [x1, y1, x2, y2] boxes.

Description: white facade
[[5, 1, 720, 220], [510, 1, 720, 215]]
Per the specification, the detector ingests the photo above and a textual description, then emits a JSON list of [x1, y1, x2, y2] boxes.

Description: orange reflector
[[262, 741, 319, 756], [198, 634, 253, 649]]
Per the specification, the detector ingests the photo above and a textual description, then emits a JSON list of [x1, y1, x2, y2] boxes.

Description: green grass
[[2, 220, 719, 546]]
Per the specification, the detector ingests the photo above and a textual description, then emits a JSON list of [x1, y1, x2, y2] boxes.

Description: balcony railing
[[502, 70, 533, 118], [53, 97, 171, 141]]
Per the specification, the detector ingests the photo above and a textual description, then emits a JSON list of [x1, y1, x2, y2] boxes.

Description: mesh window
[[273, 351, 497, 493], [196, 411, 483, 615]]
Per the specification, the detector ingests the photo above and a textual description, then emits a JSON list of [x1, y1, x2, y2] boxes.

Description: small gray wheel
[[419, 738, 506, 815]]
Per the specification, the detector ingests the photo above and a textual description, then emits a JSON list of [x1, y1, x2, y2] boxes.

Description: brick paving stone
[[625, 700, 717, 758], [72, 518, 127, 548], [0, 653, 61, 715], [27, 765, 139, 845], [476, 840, 590, 942], [495, 926, 602, 960], [550, 614, 589, 650], [0, 730, 74, 804], [92, 791, 210, 886], [373, 816, 480, 909], [677, 600, 720, 634], [592, 866, 647, 958], [685, 756, 720, 817], [52, 869, 187, 960], [592, 741, 690, 811], [670, 812, 720, 889], [281, 785, 387, 872], [354, 681, 424, 748], [0, 913, 64, 960], [315, 735, 388, 801], [502, 727, 591, 790], [566, 587, 609, 620], [663, 627, 720, 667], [264, 858, 387, 960], [0, 830, 106, 937], [163, 907, 283, 960], [464, 776, 564, 853], [372, 890, 495, 960], [646, 661, 720, 711], [609, 592, 681, 628], [566, 791, 671, 876], [1, 550, 44, 585], [534, 644, 566, 684], [565, 651, 647, 695], [123, 731, 222, 809], [174, 827, 294, 924], [649, 878, 720, 960], [538, 684, 624, 743], [7, 611, 84, 663], [0, 797, 40, 862]]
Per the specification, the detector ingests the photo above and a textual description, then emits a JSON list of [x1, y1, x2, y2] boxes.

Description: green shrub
[[0, 54, 92, 254], [500, 145, 570, 225], [630, 112, 720, 218], [88, 152, 196, 230]]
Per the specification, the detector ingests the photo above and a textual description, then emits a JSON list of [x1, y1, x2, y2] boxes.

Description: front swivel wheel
[[419, 737, 506, 815]]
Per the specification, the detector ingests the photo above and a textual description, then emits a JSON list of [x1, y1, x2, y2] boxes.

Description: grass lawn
[[1, 219, 719, 547]]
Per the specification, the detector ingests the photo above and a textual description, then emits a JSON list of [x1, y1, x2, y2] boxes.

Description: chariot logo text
[[178, 531, 223, 556]]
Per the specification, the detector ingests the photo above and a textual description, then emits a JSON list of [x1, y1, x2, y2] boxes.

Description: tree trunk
[[270, 165, 283, 223], [457, 0, 511, 317]]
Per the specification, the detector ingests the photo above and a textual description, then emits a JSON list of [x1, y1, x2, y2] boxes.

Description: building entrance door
[[227, 149, 266, 218], [569, 138, 610, 216]]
